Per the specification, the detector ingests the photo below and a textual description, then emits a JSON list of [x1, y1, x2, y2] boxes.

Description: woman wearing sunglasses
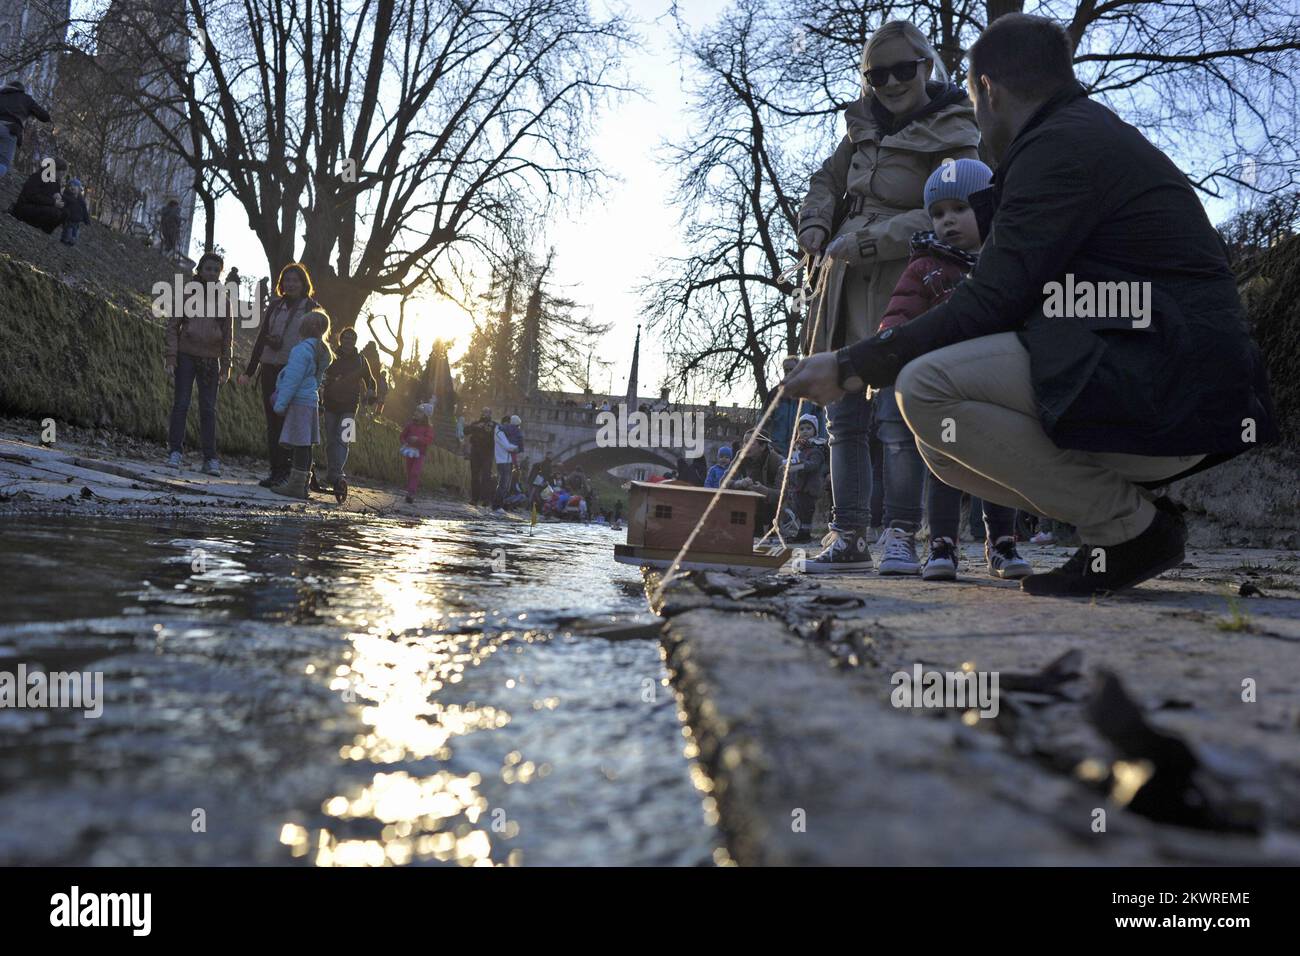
[[796, 20, 980, 575]]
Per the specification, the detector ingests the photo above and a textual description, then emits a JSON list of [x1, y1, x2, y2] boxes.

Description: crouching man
[[782, 13, 1278, 596]]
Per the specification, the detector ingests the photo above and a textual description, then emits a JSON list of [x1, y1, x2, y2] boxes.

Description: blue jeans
[[928, 480, 1015, 544], [874, 388, 925, 532], [60, 222, 81, 245], [168, 353, 219, 459], [321, 409, 354, 483], [0, 126, 15, 178], [492, 463, 513, 508], [826, 390, 874, 530]]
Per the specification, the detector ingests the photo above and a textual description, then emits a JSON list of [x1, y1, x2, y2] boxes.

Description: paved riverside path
[[650, 552, 1300, 866]]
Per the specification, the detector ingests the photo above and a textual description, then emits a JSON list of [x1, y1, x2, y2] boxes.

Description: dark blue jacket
[[855, 83, 1278, 477]]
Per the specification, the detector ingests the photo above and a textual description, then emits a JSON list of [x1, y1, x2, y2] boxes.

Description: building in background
[[2, 1, 196, 258], [0, 1, 70, 100]]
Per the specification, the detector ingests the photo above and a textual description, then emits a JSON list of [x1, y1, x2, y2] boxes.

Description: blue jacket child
[[273, 321, 332, 414], [704, 445, 733, 489]]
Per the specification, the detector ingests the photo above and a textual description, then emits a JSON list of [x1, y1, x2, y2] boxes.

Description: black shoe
[[309, 471, 325, 493], [258, 474, 278, 488], [334, 477, 348, 504], [1021, 504, 1186, 597], [804, 527, 873, 573]]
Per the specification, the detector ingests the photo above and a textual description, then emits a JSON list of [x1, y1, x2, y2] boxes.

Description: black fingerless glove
[[839, 326, 908, 387]]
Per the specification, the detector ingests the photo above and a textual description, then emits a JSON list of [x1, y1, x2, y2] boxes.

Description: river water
[[0, 515, 718, 866]]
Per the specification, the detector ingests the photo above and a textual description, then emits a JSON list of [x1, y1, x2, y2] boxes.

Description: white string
[[649, 253, 833, 604], [756, 258, 832, 550]]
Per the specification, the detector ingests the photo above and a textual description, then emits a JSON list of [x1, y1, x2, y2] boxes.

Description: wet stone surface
[[0, 517, 717, 866]]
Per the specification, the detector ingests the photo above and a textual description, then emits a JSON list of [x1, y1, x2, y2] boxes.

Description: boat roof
[[629, 480, 764, 500]]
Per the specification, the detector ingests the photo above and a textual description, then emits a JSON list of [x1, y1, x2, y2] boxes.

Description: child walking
[[400, 406, 436, 504], [268, 310, 333, 499], [877, 158, 1032, 581], [59, 178, 90, 246]]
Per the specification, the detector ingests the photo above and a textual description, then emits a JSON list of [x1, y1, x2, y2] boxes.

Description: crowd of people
[[164, 257, 410, 504], [779, 13, 1276, 596], [460, 408, 629, 524], [2, 80, 189, 252]]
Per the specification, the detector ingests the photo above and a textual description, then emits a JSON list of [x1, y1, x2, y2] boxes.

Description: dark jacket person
[[0, 81, 51, 179], [791, 14, 1278, 597], [10, 160, 66, 233]]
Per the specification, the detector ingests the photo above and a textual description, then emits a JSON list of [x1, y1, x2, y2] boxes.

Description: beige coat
[[798, 89, 980, 353]]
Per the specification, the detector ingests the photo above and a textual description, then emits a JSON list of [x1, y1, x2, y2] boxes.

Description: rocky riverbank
[[0, 416, 479, 522], [649, 549, 1300, 866]]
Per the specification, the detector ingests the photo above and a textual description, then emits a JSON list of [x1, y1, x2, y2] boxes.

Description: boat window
[[730, 511, 747, 525], [654, 504, 672, 519]]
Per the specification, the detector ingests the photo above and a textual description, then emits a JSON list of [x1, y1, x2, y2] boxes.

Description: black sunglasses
[[863, 57, 929, 87]]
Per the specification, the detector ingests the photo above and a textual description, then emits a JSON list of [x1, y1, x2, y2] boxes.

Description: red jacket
[[400, 423, 435, 457], [879, 233, 979, 331]]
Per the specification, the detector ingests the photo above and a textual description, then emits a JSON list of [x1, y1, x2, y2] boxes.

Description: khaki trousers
[[894, 333, 1203, 546]]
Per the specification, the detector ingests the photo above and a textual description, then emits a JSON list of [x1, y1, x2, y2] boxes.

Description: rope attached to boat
[[650, 253, 832, 603]]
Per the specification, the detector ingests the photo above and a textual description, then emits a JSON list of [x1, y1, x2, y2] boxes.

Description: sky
[[196, 0, 735, 405]]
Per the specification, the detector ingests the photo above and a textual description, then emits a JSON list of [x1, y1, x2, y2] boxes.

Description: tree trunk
[[305, 267, 371, 332], [987, 1, 1025, 22]]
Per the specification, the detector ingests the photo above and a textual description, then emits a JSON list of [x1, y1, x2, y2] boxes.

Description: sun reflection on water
[[288, 524, 526, 866]]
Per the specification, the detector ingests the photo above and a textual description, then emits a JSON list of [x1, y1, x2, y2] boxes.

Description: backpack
[[322, 353, 369, 409]]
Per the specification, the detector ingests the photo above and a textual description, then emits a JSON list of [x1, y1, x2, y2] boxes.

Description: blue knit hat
[[69, 178, 82, 188], [923, 158, 993, 212], [718, 445, 733, 459]]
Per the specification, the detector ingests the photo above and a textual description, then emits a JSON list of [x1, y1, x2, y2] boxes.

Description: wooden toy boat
[[613, 480, 791, 572]]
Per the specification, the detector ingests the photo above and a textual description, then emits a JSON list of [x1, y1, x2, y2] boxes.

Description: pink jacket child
[[399, 417, 436, 499]]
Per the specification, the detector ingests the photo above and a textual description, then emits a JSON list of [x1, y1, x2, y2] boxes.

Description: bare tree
[[53, 0, 631, 328], [643, 0, 803, 404], [650, 0, 1300, 400]]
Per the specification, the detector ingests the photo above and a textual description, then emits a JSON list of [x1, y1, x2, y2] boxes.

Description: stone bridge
[[493, 397, 759, 477]]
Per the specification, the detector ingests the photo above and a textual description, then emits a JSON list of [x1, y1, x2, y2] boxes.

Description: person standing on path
[[796, 20, 981, 575], [319, 327, 376, 503], [240, 263, 322, 487], [268, 310, 333, 500], [463, 407, 497, 506], [164, 252, 233, 476], [781, 13, 1278, 596], [491, 416, 521, 513], [159, 199, 183, 256]]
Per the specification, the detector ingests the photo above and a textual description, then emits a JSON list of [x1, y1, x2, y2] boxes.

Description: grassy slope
[[0, 213, 467, 494]]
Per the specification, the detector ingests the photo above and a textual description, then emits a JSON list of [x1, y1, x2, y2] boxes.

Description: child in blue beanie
[[704, 445, 733, 488], [877, 157, 1033, 582]]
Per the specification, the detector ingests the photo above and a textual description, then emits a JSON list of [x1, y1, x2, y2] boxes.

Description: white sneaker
[[1030, 531, 1056, 545], [987, 536, 1033, 579], [877, 527, 921, 576], [202, 459, 221, 477], [921, 537, 958, 581], [167, 451, 183, 469]]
